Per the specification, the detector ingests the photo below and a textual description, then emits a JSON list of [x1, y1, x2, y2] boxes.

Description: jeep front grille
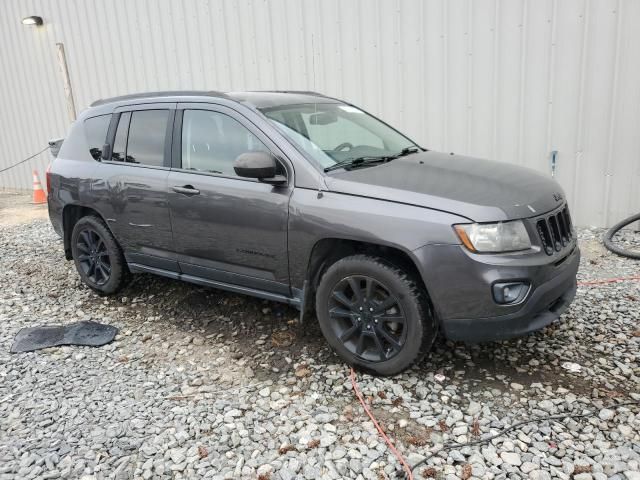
[[536, 206, 573, 255]]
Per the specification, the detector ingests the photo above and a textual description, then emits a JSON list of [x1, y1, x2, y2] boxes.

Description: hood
[[324, 151, 565, 222]]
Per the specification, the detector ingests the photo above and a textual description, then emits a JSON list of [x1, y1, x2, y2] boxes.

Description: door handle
[[172, 185, 200, 196]]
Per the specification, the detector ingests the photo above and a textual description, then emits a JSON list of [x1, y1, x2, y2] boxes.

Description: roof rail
[[259, 90, 327, 98], [90, 90, 228, 107]]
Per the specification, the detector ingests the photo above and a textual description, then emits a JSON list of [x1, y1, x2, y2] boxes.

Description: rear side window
[[126, 110, 169, 167], [84, 114, 111, 160]]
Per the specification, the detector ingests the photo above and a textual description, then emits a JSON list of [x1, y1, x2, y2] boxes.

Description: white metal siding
[[0, 0, 638, 227]]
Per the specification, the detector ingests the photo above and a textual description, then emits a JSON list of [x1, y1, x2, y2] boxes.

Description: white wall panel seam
[[491, 0, 500, 160], [0, 3, 23, 189], [517, 0, 528, 166], [418, 0, 426, 142], [544, 0, 558, 176], [373, 0, 381, 116], [571, 0, 590, 218], [442, 0, 448, 150], [265, 1, 278, 90], [602, 0, 623, 227], [466, 0, 473, 154], [0, 8, 21, 189]]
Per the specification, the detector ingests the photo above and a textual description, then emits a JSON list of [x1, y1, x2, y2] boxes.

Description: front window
[[259, 103, 418, 170], [181, 109, 269, 177]]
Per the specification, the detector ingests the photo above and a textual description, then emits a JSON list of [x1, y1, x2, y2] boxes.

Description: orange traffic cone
[[32, 170, 47, 204]]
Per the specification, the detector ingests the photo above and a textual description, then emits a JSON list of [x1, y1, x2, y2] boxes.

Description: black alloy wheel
[[328, 275, 407, 362], [75, 228, 111, 285], [71, 215, 128, 295], [315, 254, 436, 375]]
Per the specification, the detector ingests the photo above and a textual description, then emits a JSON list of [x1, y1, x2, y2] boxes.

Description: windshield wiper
[[324, 156, 389, 173], [388, 146, 421, 159], [323, 146, 421, 173]]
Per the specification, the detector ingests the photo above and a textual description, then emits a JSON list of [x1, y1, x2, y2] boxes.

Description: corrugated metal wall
[[1, 0, 639, 227]]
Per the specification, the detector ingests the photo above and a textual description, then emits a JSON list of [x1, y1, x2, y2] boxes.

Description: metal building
[[1, 0, 638, 228]]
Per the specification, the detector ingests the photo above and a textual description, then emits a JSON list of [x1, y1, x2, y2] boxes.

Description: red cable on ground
[[348, 276, 639, 479], [578, 275, 640, 286], [349, 367, 414, 480]]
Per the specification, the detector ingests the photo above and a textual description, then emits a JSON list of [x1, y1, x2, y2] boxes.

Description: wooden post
[[56, 42, 76, 122]]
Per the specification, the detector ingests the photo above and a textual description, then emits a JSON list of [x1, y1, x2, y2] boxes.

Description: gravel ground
[[0, 200, 639, 479]]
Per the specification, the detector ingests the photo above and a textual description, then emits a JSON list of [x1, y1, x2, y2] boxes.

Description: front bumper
[[441, 263, 577, 342], [414, 241, 580, 342]]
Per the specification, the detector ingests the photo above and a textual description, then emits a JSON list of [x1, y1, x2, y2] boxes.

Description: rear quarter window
[[84, 114, 111, 160]]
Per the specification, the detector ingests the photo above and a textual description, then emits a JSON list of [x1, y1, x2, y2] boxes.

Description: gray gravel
[[0, 213, 639, 479]]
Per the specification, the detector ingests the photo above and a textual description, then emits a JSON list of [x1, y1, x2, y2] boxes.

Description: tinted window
[[84, 114, 111, 160], [181, 110, 268, 176], [126, 110, 169, 167], [111, 112, 130, 162]]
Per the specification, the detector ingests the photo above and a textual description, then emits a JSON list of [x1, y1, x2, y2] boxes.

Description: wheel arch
[[300, 237, 432, 323], [62, 204, 112, 260]]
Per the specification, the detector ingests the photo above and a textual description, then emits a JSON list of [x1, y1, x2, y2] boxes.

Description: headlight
[[454, 220, 531, 253]]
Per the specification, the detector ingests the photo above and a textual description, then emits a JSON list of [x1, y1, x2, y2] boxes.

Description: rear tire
[[71, 216, 128, 295], [315, 254, 436, 375]]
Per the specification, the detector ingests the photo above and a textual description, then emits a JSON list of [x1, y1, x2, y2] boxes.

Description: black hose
[[604, 213, 640, 259], [407, 400, 640, 478]]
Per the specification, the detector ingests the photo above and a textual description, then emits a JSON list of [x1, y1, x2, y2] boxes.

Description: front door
[[167, 104, 292, 295]]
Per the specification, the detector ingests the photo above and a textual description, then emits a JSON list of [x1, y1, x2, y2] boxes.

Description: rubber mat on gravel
[[10, 321, 118, 353]]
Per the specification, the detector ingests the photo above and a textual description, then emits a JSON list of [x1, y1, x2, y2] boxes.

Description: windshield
[[259, 103, 419, 170]]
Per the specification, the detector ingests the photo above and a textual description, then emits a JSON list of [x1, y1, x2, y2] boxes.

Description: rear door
[[167, 103, 292, 295], [92, 103, 178, 271]]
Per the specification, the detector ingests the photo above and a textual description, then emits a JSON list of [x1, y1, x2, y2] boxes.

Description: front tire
[[71, 216, 128, 295], [315, 254, 436, 375]]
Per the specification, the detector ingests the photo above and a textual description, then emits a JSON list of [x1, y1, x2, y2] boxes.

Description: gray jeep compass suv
[[48, 90, 579, 375]]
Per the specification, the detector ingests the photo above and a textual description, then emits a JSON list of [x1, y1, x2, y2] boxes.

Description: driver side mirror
[[233, 152, 287, 185]]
